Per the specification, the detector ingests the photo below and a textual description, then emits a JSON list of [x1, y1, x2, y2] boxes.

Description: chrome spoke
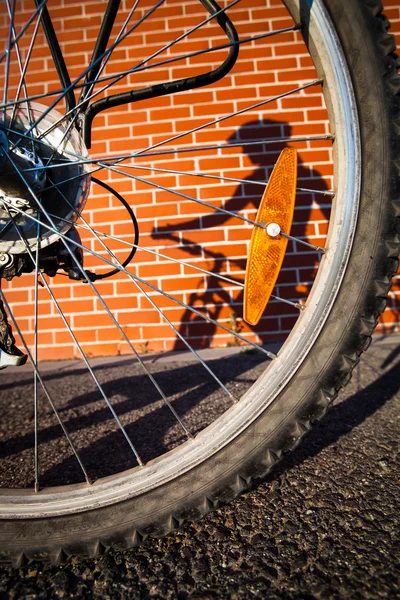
[[0, 289, 91, 485], [33, 218, 40, 492], [107, 161, 334, 198], [21, 135, 334, 173], [10, 0, 167, 148], [39, 0, 242, 139], [50, 182, 235, 402], [136, 278, 235, 401], [5, 192, 189, 442], [1, 192, 276, 359], [2, 0, 15, 125], [44, 210, 305, 312], [47, 184, 194, 437], [0, 26, 300, 110], [34, 160, 335, 202], [133, 79, 323, 157], [72, 26, 300, 91], [21, 146, 328, 254], [5, 208, 144, 469], [0, 0, 47, 65], [102, 162, 326, 253], [281, 231, 325, 252], [7, 0, 41, 136], [43, 0, 142, 168], [113, 272, 277, 359], [27, 58, 321, 152], [18, 133, 334, 202], [5, 152, 197, 442], [297, 187, 334, 197], [126, 135, 334, 159], [0, 88, 63, 111], [80, 0, 141, 104]]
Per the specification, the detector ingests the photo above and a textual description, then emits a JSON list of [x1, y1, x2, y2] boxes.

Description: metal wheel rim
[[0, 0, 361, 518]]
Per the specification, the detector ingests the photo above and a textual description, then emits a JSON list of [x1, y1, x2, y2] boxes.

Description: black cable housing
[[90, 177, 139, 280]]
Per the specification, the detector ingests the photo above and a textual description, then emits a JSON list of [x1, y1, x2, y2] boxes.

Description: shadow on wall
[[152, 118, 331, 350]]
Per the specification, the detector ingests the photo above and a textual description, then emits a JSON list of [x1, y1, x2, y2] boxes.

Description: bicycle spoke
[[6, 207, 144, 468], [49, 182, 235, 402], [133, 79, 323, 157], [44, 210, 305, 312], [0, 290, 91, 486], [43, 1, 142, 167], [18, 141, 329, 254], [80, 0, 141, 104], [20, 134, 333, 176], [0, 0, 47, 65], [0, 26, 301, 110], [4, 190, 191, 442], [28, 157, 335, 202], [45, 186, 200, 434], [2, 172, 194, 460], [33, 218, 40, 492], [1, 192, 276, 360], [106, 161, 334, 198], [0, 88, 63, 111], [7, 0, 41, 137], [140, 279, 236, 400], [2, 0, 15, 125], [10, 0, 168, 148], [297, 187, 334, 197], [3, 151, 204, 440], [124, 135, 335, 160], [102, 162, 326, 253], [34, 79, 326, 214], [36, 0, 241, 141], [72, 26, 300, 92], [18, 139, 334, 209], [122, 273, 277, 359]]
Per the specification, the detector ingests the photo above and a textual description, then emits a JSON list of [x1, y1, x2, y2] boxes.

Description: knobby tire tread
[[1, 0, 400, 564]]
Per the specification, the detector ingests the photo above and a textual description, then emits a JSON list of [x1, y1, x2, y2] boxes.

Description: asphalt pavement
[[0, 335, 399, 599]]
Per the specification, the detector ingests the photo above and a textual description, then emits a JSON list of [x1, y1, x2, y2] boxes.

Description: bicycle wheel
[[0, 0, 399, 563]]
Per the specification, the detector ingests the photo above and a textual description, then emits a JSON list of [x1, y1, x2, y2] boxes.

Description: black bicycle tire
[[1, 0, 399, 565]]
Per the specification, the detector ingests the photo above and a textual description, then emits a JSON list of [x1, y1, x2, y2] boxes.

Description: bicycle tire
[[0, 0, 399, 564]]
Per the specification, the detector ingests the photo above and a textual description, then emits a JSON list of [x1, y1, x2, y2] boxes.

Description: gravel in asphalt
[[0, 336, 399, 599]]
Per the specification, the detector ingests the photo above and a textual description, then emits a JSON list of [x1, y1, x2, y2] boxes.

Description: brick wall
[[1, 0, 399, 360]]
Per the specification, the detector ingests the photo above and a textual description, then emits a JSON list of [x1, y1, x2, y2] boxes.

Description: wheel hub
[[0, 128, 46, 209], [0, 103, 91, 254]]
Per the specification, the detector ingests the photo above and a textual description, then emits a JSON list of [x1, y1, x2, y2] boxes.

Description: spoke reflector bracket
[[244, 148, 297, 326]]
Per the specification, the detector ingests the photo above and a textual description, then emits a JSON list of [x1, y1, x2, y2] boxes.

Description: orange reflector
[[244, 148, 297, 326]]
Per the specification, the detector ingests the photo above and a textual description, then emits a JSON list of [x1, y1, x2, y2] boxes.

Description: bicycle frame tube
[[34, 0, 76, 113], [79, 0, 122, 112], [81, 0, 239, 147], [38, 0, 239, 147]]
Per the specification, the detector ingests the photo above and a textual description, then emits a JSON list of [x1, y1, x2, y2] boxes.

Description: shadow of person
[[152, 119, 331, 351]]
